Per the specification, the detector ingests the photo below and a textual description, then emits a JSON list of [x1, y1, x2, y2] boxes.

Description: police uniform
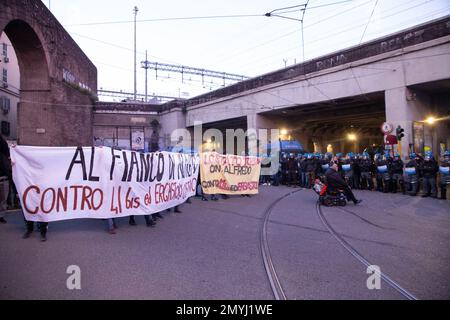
[[439, 151, 450, 199]]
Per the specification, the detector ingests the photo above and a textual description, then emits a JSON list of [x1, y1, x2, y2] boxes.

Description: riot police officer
[[305, 153, 317, 189], [404, 153, 420, 196], [352, 154, 361, 190], [335, 153, 344, 178], [287, 153, 298, 187], [375, 153, 391, 193], [438, 151, 450, 199], [390, 153, 405, 194], [359, 153, 374, 190], [341, 153, 355, 189], [299, 154, 307, 187], [421, 152, 439, 198], [296, 154, 303, 187], [280, 152, 289, 185], [374, 153, 383, 192], [319, 153, 332, 182]]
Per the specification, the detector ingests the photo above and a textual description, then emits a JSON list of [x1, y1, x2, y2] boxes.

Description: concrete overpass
[[160, 15, 450, 158]]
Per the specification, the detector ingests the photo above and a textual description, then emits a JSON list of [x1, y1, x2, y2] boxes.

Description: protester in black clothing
[[129, 214, 156, 227], [325, 162, 362, 205], [0, 135, 10, 224], [23, 220, 49, 241]]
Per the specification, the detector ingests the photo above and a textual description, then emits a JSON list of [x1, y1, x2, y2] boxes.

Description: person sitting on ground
[[325, 162, 362, 205]]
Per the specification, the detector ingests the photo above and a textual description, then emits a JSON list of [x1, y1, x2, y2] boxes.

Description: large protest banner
[[200, 152, 261, 195], [11, 146, 199, 222]]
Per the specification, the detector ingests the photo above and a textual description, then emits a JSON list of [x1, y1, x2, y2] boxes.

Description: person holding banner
[[129, 215, 156, 228], [23, 220, 49, 241], [0, 135, 11, 224], [106, 218, 118, 234]]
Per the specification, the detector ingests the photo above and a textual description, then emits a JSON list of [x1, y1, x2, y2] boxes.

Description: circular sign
[[381, 122, 394, 134]]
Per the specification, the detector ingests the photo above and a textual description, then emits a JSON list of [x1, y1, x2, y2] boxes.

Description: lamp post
[[133, 6, 139, 101]]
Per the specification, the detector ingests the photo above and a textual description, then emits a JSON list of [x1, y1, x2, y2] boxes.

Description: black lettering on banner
[[149, 153, 158, 182], [185, 155, 193, 176], [168, 154, 175, 180], [156, 153, 164, 182], [192, 156, 199, 173], [128, 152, 140, 182], [121, 151, 128, 182], [178, 154, 185, 179], [66, 147, 87, 181], [140, 153, 149, 181], [88, 147, 100, 182], [110, 148, 121, 180]]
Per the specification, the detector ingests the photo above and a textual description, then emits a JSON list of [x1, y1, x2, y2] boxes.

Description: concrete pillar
[[385, 87, 432, 160], [159, 108, 186, 149]]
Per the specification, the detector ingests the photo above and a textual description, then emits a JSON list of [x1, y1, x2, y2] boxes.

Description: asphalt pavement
[[0, 186, 449, 299]]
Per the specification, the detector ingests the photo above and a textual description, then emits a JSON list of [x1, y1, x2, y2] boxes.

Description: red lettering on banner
[[81, 186, 93, 210], [144, 187, 152, 206], [70, 185, 83, 210], [22, 185, 40, 214], [41, 188, 56, 214], [91, 189, 103, 211], [125, 187, 140, 209], [56, 187, 68, 212]]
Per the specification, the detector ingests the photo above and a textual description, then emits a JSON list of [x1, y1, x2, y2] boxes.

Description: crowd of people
[[1, 134, 449, 242], [262, 150, 450, 200]]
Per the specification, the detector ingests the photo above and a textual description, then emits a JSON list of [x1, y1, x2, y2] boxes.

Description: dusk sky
[[43, 0, 450, 100]]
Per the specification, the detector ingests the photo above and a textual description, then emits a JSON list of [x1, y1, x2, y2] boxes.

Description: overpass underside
[[260, 92, 386, 154]]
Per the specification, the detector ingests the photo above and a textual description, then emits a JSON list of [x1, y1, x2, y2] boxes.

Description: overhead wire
[[234, 0, 440, 73], [236, 0, 442, 71], [351, 0, 380, 102]]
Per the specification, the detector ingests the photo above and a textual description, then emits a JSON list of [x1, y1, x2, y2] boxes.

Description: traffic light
[[396, 125, 405, 141]]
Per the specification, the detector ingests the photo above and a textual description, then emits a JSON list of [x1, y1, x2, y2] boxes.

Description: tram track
[[259, 189, 302, 300], [260, 187, 420, 300], [315, 202, 418, 300]]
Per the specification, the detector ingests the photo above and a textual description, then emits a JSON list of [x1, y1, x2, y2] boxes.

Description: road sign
[[381, 122, 394, 134], [385, 134, 398, 145]]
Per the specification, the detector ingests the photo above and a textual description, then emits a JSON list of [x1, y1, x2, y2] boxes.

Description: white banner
[[11, 146, 199, 222]]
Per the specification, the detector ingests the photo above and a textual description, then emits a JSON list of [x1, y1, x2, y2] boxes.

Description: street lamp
[[424, 116, 436, 154], [425, 116, 436, 125]]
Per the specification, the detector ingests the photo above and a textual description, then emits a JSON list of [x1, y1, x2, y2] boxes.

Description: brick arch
[[0, 0, 97, 146], [3, 19, 50, 92]]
